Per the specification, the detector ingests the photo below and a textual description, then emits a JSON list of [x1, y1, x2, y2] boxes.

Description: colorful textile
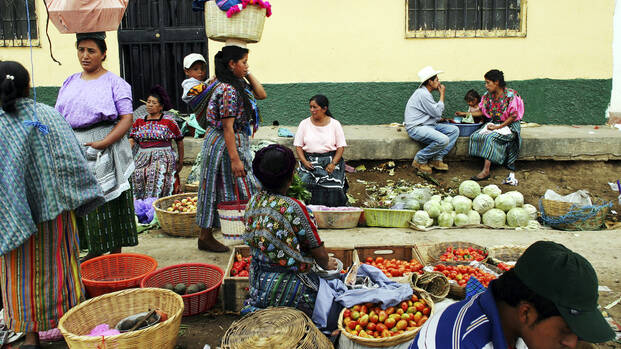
[[478, 88, 524, 123], [55, 72, 133, 129], [0, 99, 104, 256], [0, 211, 85, 332], [297, 151, 348, 207], [130, 115, 183, 148], [196, 127, 259, 229], [132, 147, 177, 199], [199, 79, 261, 136], [469, 120, 522, 170], [76, 189, 138, 256], [181, 77, 207, 104], [293, 117, 347, 154]]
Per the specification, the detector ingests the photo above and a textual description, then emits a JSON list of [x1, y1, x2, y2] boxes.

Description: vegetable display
[[229, 253, 251, 277], [433, 264, 496, 287], [363, 256, 424, 278], [438, 246, 487, 262]]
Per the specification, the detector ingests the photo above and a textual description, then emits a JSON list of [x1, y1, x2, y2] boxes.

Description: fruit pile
[[496, 262, 514, 272], [161, 282, 207, 295], [342, 294, 431, 339], [166, 197, 198, 213], [433, 264, 496, 287], [230, 253, 251, 277], [439, 246, 486, 262], [363, 256, 424, 278]]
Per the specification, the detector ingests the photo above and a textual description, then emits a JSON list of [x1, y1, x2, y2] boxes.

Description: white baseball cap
[[183, 53, 206, 69], [418, 66, 443, 87]]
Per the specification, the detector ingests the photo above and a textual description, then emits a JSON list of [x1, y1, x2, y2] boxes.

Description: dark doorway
[[118, 0, 208, 112]]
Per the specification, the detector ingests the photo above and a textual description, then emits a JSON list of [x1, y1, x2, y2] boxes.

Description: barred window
[[0, 0, 38, 47], [406, 0, 526, 38]]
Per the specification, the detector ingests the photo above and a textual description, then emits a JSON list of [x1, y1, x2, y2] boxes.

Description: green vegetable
[[459, 180, 481, 199], [286, 173, 312, 203]]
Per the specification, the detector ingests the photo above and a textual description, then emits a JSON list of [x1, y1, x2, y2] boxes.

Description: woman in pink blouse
[[294, 95, 348, 207]]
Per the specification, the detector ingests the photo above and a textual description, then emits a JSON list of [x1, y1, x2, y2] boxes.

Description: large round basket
[[540, 198, 611, 231], [81, 253, 158, 298], [58, 288, 184, 349], [337, 291, 434, 347], [153, 193, 200, 237], [363, 208, 416, 228], [141, 263, 224, 316], [488, 245, 526, 263], [184, 182, 199, 192], [426, 241, 489, 264], [205, 1, 267, 43], [221, 307, 333, 349]]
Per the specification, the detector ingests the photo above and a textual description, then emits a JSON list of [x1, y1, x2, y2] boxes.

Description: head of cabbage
[[482, 184, 502, 199], [430, 195, 443, 202], [472, 194, 495, 214], [441, 201, 453, 213], [505, 191, 524, 207], [494, 194, 517, 212], [452, 195, 472, 214], [454, 213, 470, 227], [467, 210, 481, 224], [438, 212, 454, 227], [506, 207, 530, 227], [459, 180, 481, 199], [482, 208, 506, 228], [522, 204, 538, 220], [413, 210, 433, 227], [424, 200, 443, 218]]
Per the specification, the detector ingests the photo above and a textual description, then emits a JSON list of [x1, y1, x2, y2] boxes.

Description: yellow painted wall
[[0, 0, 121, 86]]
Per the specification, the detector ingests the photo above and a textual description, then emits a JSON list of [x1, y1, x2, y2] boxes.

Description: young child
[[455, 89, 482, 123], [181, 53, 208, 104]]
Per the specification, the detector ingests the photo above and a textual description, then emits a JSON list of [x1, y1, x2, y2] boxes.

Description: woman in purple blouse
[[55, 32, 138, 261]]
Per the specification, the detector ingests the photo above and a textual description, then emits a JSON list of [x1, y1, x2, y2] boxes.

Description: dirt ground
[[27, 160, 621, 349]]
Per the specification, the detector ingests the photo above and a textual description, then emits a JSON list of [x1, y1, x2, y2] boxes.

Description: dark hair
[[214, 46, 252, 122], [464, 89, 481, 103], [252, 144, 296, 191], [490, 269, 560, 323], [148, 85, 173, 111], [309, 94, 333, 117], [423, 75, 438, 87], [76, 38, 108, 61], [484, 69, 506, 88], [0, 61, 30, 114]]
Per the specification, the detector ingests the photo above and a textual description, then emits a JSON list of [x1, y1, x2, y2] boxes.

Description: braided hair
[[0, 61, 30, 114], [214, 46, 252, 122], [252, 144, 297, 192]]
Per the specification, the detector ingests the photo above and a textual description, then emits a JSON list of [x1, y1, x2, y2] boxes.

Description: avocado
[[162, 283, 174, 291], [119, 318, 136, 331], [195, 282, 207, 291], [186, 284, 200, 295], [174, 283, 186, 295]]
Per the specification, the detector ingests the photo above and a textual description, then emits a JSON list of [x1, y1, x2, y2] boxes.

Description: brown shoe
[[412, 160, 432, 174], [429, 160, 449, 171]]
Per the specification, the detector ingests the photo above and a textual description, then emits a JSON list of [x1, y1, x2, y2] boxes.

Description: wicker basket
[[58, 288, 184, 349], [205, 1, 267, 43], [426, 241, 489, 264], [363, 208, 416, 228], [540, 198, 611, 231], [338, 290, 434, 347], [184, 182, 199, 192], [221, 307, 333, 349], [412, 271, 450, 302], [81, 253, 158, 298], [141, 263, 224, 316], [217, 200, 248, 239], [488, 245, 526, 263], [153, 193, 201, 237]]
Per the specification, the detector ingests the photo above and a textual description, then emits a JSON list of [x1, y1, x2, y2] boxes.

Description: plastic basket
[[153, 193, 200, 237], [362, 208, 416, 228], [141, 263, 224, 316], [310, 207, 363, 229], [205, 1, 267, 43], [80, 253, 158, 298], [58, 288, 183, 349], [455, 123, 483, 137], [539, 197, 611, 231]]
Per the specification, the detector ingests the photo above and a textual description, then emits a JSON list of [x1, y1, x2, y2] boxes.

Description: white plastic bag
[[544, 189, 592, 207]]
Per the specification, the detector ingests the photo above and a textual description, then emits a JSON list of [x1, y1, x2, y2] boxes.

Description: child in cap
[[181, 53, 208, 104], [454, 89, 482, 123]]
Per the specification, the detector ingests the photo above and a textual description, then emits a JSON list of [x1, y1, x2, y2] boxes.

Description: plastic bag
[[134, 197, 157, 224], [544, 189, 592, 207], [47, 0, 129, 33]]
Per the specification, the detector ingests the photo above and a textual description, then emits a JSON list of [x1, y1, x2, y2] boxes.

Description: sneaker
[[429, 160, 449, 171], [412, 160, 432, 174]]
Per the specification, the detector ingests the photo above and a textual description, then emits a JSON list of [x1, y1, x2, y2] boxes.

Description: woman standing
[[55, 32, 138, 260], [294, 95, 348, 207], [129, 85, 184, 199], [0, 62, 104, 349], [196, 45, 266, 252], [468, 70, 525, 181]]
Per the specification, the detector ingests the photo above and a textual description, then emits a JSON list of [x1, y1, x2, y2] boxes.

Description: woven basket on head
[[412, 271, 450, 302], [540, 198, 611, 231], [221, 307, 333, 349], [426, 241, 489, 264], [153, 193, 200, 237], [58, 288, 184, 349], [205, 1, 267, 43]]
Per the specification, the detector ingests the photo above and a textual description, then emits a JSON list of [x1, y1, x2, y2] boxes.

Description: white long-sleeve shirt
[[404, 87, 444, 131]]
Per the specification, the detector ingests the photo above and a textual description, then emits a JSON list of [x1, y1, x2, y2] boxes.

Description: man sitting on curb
[[409, 240, 614, 349], [404, 66, 459, 174]]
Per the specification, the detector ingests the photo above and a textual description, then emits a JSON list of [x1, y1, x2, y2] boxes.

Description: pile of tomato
[[439, 246, 487, 262], [342, 294, 431, 339], [433, 264, 496, 287], [363, 256, 424, 278], [230, 253, 251, 277], [496, 262, 514, 272]]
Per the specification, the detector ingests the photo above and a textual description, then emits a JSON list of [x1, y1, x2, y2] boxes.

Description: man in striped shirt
[[410, 241, 614, 349]]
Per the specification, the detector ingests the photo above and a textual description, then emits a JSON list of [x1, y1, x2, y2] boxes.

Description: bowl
[[307, 206, 363, 229], [313, 258, 344, 280], [455, 123, 483, 137]]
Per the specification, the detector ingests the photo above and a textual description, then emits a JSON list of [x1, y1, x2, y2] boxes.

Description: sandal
[[470, 174, 490, 181]]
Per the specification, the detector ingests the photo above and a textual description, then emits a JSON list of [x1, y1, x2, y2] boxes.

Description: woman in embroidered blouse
[[468, 70, 525, 181], [55, 32, 138, 261], [195, 45, 267, 252], [243, 144, 337, 316], [129, 85, 184, 199], [294, 95, 348, 207]]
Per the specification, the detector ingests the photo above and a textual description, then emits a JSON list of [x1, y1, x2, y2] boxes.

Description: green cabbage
[[506, 207, 530, 227], [424, 200, 443, 218], [482, 184, 502, 199], [438, 212, 454, 227], [467, 210, 481, 224], [482, 208, 506, 228], [472, 194, 495, 214], [459, 180, 481, 199], [443, 196, 453, 205], [452, 195, 472, 214], [522, 204, 538, 220], [505, 191, 524, 207], [441, 201, 454, 213], [413, 210, 433, 227], [454, 213, 470, 227], [430, 195, 442, 202], [494, 194, 517, 212]]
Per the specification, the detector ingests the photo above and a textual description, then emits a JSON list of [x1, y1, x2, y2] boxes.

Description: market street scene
[[1, 0, 621, 348]]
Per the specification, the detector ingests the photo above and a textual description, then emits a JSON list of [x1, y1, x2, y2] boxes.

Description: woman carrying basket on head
[[195, 45, 267, 252]]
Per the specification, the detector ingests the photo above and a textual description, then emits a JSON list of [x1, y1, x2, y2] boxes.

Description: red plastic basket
[[140, 263, 224, 316], [80, 253, 158, 298]]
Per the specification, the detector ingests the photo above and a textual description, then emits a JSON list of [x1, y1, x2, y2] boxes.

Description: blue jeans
[[407, 123, 459, 163]]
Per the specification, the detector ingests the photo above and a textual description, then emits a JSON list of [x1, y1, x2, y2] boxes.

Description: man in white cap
[[404, 66, 459, 174]]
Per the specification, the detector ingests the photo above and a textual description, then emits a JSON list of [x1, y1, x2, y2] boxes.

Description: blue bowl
[[455, 123, 483, 137]]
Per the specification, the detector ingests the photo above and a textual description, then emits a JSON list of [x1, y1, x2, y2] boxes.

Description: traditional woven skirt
[[196, 128, 259, 229], [0, 211, 85, 332], [468, 122, 522, 170], [298, 151, 348, 207], [132, 146, 177, 199]]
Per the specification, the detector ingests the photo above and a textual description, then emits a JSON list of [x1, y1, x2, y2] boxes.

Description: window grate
[[0, 0, 38, 47], [406, 0, 525, 38]]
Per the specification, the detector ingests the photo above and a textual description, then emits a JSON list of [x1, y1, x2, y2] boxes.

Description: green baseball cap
[[514, 241, 614, 343]]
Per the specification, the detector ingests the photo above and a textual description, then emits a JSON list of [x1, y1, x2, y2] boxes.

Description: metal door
[[118, 0, 208, 112]]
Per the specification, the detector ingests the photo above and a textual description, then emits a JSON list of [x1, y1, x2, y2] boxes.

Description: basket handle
[[233, 177, 252, 204]]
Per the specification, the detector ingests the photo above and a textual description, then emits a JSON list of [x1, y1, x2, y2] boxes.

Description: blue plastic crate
[[455, 123, 483, 137]]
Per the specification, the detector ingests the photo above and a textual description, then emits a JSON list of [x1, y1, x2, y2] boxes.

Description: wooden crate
[[354, 245, 416, 263], [222, 245, 250, 312], [326, 247, 354, 268]]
